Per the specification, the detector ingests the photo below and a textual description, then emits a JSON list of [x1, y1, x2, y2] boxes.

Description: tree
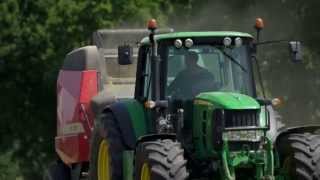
[[0, 0, 191, 179]]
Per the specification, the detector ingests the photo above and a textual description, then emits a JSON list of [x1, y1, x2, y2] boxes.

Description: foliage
[[0, 0, 189, 179]]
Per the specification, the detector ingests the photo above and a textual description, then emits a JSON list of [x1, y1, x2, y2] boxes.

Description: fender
[[136, 134, 177, 145], [103, 100, 147, 149], [274, 124, 320, 147]]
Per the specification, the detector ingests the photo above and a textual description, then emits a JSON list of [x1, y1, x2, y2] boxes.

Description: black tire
[[135, 139, 189, 180], [279, 133, 320, 180], [43, 160, 70, 180], [89, 112, 125, 180]]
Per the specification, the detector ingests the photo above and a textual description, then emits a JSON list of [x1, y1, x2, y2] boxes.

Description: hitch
[[221, 137, 274, 180]]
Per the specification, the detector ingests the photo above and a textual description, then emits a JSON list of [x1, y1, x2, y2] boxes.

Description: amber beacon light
[[147, 19, 158, 30], [255, 17, 264, 30]]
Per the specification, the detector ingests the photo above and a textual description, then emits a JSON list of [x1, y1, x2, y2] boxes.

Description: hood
[[195, 92, 260, 110]]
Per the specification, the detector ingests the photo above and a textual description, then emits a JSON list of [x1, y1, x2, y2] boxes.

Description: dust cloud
[[167, 1, 320, 128]]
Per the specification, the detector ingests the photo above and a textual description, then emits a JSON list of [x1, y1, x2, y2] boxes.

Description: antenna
[[254, 18, 264, 43], [254, 17, 266, 98]]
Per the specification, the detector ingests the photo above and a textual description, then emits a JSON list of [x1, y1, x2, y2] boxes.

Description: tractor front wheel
[[280, 133, 320, 180], [135, 139, 189, 180]]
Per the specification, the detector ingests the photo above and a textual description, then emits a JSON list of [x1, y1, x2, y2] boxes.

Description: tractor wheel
[[89, 112, 125, 180], [43, 160, 70, 180], [135, 139, 189, 180], [280, 133, 320, 180]]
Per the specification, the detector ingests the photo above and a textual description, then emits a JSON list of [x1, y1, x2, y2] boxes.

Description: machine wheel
[[135, 139, 189, 180], [89, 112, 125, 180], [43, 160, 71, 180], [280, 133, 320, 180]]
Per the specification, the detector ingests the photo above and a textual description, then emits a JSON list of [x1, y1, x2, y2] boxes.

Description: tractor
[[45, 18, 320, 180]]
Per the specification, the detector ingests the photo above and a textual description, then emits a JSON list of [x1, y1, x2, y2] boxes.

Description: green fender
[[105, 99, 147, 149]]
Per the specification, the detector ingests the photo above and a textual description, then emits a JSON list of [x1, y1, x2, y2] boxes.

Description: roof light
[[147, 19, 157, 30], [174, 39, 183, 48], [235, 37, 243, 47], [255, 18, 264, 30], [223, 37, 232, 46], [185, 38, 194, 48]]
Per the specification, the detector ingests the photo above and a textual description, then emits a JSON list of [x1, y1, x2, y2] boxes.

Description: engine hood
[[195, 92, 260, 110]]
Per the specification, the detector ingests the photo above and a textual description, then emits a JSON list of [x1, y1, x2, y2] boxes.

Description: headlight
[[223, 130, 264, 142]]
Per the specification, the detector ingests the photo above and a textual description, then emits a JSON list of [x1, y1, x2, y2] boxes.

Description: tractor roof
[[140, 31, 254, 45]]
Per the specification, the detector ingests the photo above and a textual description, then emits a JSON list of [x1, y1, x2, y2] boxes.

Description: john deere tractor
[[48, 18, 320, 180], [86, 19, 320, 180]]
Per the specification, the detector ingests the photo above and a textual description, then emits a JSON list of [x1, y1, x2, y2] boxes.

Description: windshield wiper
[[219, 49, 247, 72]]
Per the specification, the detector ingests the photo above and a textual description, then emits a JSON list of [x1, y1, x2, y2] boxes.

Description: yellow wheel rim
[[98, 139, 111, 180], [141, 163, 151, 180]]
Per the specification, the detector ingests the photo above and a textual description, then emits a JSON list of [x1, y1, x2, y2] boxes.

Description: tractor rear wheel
[[280, 133, 320, 180], [135, 139, 189, 180], [89, 112, 125, 180]]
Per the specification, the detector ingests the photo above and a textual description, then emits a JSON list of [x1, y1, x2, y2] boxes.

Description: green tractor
[[89, 19, 320, 180]]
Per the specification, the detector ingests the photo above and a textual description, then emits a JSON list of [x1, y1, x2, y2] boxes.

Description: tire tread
[[284, 133, 320, 180]]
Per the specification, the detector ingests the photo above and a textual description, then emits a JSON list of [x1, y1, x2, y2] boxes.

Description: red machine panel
[[56, 70, 98, 164]]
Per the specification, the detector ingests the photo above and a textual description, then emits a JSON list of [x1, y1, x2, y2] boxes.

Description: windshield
[[164, 44, 253, 100]]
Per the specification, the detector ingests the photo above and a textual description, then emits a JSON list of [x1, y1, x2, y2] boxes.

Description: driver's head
[[185, 51, 199, 68]]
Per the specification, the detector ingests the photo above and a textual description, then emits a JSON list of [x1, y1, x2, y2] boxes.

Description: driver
[[167, 51, 216, 99]]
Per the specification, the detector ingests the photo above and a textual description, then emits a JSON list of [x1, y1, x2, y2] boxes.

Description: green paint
[[193, 102, 215, 158], [205, 109, 215, 155], [122, 150, 134, 180], [221, 139, 235, 180], [259, 106, 267, 127], [191, 92, 276, 179], [192, 92, 262, 158], [265, 137, 275, 176], [140, 31, 253, 45], [220, 137, 275, 180], [123, 100, 147, 139], [196, 92, 260, 110], [229, 154, 249, 167]]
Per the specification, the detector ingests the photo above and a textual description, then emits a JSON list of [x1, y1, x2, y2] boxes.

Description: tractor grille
[[228, 141, 260, 151], [224, 110, 259, 128], [211, 109, 261, 149]]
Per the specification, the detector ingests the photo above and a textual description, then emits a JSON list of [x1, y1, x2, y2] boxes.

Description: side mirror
[[289, 41, 302, 63], [118, 45, 133, 65]]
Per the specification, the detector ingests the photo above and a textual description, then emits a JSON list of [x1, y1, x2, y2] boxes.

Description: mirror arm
[[255, 39, 304, 46], [255, 39, 293, 46]]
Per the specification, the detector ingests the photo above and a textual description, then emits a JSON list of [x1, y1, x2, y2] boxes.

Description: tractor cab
[[160, 33, 255, 100], [131, 32, 256, 105]]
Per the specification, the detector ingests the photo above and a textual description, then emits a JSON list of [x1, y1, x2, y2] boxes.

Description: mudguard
[[103, 100, 147, 149], [274, 125, 320, 147], [136, 134, 177, 145], [264, 106, 320, 145]]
